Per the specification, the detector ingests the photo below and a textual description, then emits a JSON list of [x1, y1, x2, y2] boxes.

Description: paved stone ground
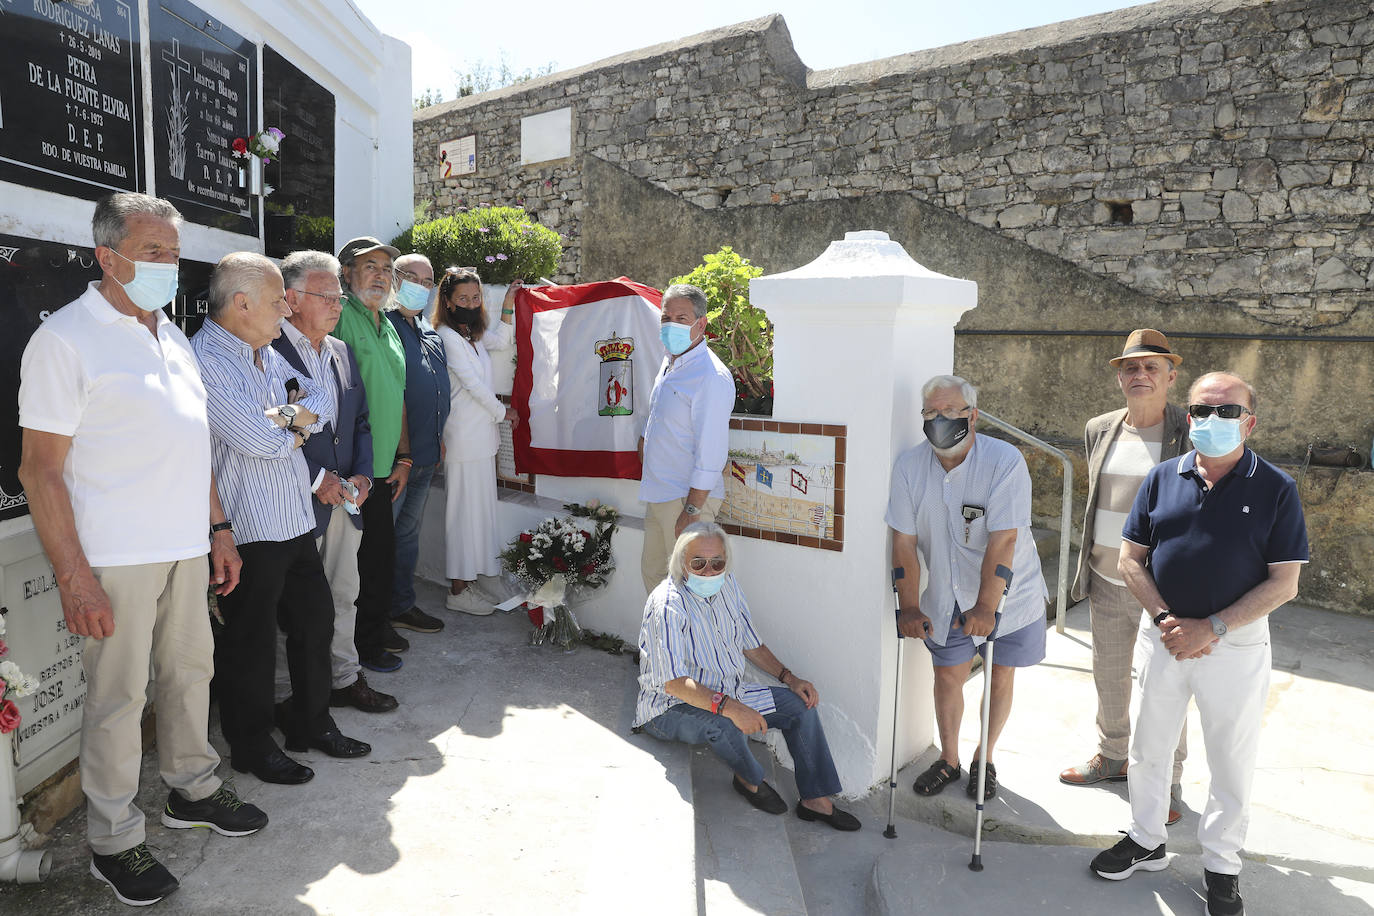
[[0, 586, 1369, 915]]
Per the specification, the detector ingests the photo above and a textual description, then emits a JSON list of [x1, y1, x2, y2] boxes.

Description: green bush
[[670, 247, 771, 400], [391, 206, 562, 284]]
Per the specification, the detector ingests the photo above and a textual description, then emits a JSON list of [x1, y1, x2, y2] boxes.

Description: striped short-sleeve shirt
[[633, 574, 778, 727], [1089, 420, 1163, 584]]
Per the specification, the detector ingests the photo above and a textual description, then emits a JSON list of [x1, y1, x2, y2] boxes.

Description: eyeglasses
[[1188, 403, 1252, 419], [395, 269, 435, 289], [688, 557, 727, 573], [920, 406, 972, 421], [297, 290, 343, 306]]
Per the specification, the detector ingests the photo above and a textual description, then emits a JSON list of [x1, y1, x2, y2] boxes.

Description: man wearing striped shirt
[[634, 523, 861, 831], [1061, 330, 1189, 825], [192, 252, 369, 786]]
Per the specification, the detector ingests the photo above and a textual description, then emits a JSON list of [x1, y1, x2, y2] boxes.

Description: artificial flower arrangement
[[500, 500, 619, 648], [231, 126, 285, 163], [0, 615, 41, 736]]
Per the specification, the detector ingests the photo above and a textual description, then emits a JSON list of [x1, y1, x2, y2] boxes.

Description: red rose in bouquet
[[0, 699, 20, 735]]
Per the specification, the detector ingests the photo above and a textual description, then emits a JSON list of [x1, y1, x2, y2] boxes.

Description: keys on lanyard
[[961, 504, 985, 545]]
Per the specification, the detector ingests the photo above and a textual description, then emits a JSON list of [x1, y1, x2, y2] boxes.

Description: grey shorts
[[925, 607, 1046, 668]]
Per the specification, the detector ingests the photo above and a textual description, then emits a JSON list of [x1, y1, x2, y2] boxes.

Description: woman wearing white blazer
[[432, 267, 519, 615]]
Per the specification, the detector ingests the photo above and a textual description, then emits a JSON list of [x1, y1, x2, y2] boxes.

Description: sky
[[350, 0, 1155, 99]]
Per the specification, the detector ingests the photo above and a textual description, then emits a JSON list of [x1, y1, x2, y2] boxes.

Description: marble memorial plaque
[[150, 0, 256, 234], [263, 46, 336, 259], [0, 0, 144, 199]]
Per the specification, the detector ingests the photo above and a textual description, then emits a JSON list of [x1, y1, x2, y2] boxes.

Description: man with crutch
[[885, 375, 1049, 802]]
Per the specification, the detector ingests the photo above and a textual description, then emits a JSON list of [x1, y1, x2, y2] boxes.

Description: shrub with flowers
[[500, 501, 618, 648], [391, 205, 562, 285], [0, 616, 41, 736]]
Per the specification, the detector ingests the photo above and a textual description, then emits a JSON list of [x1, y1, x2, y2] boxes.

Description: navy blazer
[[271, 333, 373, 536]]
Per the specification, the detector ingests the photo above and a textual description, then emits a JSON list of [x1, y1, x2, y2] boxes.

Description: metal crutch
[[884, 567, 911, 839], [969, 564, 1014, 872]]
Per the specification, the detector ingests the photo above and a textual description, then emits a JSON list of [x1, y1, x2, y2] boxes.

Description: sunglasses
[[688, 557, 727, 573], [1188, 403, 1251, 419]]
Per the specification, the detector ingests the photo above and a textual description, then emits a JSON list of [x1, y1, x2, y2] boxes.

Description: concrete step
[[691, 741, 808, 916], [886, 600, 1374, 879]]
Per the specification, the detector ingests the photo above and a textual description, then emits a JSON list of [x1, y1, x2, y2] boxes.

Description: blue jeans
[[642, 687, 842, 799], [390, 462, 436, 617]]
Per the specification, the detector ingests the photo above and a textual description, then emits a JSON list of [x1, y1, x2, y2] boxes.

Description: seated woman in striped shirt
[[633, 522, 861, 831]]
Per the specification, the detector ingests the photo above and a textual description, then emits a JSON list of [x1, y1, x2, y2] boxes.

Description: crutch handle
[[994, 564, 1013, 590], [891, 568, 906, 639]]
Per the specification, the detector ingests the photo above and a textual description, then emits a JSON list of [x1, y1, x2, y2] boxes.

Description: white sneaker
[[445, 589, 494, 616]]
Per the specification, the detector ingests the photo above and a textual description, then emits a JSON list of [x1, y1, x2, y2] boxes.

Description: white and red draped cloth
[[512, 278, 665, 478]]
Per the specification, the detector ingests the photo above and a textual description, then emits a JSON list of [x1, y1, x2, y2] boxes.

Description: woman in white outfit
[[431, 267, 519, 615]]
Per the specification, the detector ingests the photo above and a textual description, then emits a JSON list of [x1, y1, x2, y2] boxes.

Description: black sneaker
[[1205, 869, 1244, 916], [162, 786, 268, 836], [1089, 833, 1168, 880], [381, 627, 410, 654], [90, 843, 179, 906], [360, 650, 403, 673], [393, 606, 444, 633]]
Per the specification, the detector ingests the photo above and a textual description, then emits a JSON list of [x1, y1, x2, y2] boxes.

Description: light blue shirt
[[885, 435, 1049, 646], [191, 319, 336, 546], [634, 573, 777, 727], [638, 342, 735, 503]]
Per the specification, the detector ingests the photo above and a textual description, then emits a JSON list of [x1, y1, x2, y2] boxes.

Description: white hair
[[668, 521, 732, 582], [921, 374, 978, 408]]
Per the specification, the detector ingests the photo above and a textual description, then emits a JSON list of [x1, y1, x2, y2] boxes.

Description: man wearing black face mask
[[885, 375, 1049, 803]]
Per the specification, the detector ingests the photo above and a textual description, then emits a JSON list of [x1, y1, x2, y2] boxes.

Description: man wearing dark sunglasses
[[1091, 371, 1308, 916], [1062, 329, 1189, 828]]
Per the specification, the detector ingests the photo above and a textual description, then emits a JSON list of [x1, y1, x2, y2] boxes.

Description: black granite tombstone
[[0, 0, 144, 200], [149, 0, 257, 235], [263, 47, 337, 259]]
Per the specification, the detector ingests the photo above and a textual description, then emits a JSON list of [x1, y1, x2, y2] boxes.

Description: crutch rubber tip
[[968, 856, 983, 872], [883, 826, 897, 839]]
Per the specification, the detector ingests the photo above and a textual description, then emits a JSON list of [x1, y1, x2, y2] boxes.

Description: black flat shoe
[[795, 800, 862, 832], [285, 727, 371, 759], [231, 748, 314, 785], [732, 776, 787, 815]]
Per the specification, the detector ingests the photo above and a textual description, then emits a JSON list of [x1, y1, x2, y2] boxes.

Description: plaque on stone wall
[[0, 232, 218, 521], [263, 46, 336, 259], [149, 0, 257, 234], [0, 0, 144, 199]]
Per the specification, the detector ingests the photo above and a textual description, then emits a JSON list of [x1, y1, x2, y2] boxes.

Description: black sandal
[[913, 759, 961, 796], [967, 760, 997, 801]]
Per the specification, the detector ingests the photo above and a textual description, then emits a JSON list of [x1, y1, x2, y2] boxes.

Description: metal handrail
[[976, 411, 1073, 633]]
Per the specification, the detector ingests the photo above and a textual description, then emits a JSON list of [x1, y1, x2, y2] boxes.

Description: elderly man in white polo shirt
[[19, 193, 266, 907], [886, 374, 1049, 802], [637, 283, 735, 592]]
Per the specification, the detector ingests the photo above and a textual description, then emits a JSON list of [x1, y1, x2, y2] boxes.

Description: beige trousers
[[275, 505, 363, 699], [1088, 570, 1187, 781], [84, 558, 220, 855], [640, 497, 724, 592]]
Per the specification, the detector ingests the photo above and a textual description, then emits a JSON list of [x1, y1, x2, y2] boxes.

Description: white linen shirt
[[437, 320, 510, 463], [638, 342, 735, 503], [633, 573, 778, 727], [18, 283, 211, 567], [884, 435, 1049, 646]]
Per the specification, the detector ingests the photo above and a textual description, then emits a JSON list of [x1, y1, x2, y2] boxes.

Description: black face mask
[[923, 415, 969, 451], [450, 305, 482, 326]]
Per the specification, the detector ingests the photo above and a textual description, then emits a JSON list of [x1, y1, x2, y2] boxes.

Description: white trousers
[[274, 506, 363, 699], [1127, 618, 1272, 874]]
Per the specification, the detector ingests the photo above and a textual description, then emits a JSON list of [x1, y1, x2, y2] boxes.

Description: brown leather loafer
[[1059, 753, 1127, 785]]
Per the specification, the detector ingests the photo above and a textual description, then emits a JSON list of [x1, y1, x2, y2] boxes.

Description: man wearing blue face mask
[[634, 523, 861, 831], [385, 253, 450, 637], [638, 284, 735, 592], [1091, 371, 1308, 916]]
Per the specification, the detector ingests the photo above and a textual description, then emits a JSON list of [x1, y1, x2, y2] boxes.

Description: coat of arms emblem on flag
[[596, 334, 635, 417]]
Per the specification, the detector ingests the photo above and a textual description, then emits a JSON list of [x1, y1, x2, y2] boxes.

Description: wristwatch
[[210, 521, 233, 536], [1208, 614, 1228, 636], [683, 503, 701, 517], [709, 691, 725, 714], [279, 404, 301, 430]]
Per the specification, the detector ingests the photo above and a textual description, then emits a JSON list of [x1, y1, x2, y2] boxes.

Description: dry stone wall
[[414, 0, 1374, 332]]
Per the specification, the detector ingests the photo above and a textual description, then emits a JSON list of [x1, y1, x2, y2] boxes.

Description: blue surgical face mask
[[1189, 415, 1246, 458], [686, 572, 726, 598], [395, 279, 430, 312], [660, 321, 694, 356], [111, 249, 179, 312]]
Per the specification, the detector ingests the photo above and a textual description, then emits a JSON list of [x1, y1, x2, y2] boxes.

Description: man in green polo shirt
[[334, 236, 411, 673]]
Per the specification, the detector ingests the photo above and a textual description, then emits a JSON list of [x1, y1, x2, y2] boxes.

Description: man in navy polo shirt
[[1090, 372, 1308, 916]]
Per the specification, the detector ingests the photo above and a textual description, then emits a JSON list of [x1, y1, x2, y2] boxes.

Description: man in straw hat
[[1060, 329, 1189, 825]]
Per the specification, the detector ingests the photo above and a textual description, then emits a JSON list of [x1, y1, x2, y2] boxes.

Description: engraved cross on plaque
[[162, 39, 193, 181]]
